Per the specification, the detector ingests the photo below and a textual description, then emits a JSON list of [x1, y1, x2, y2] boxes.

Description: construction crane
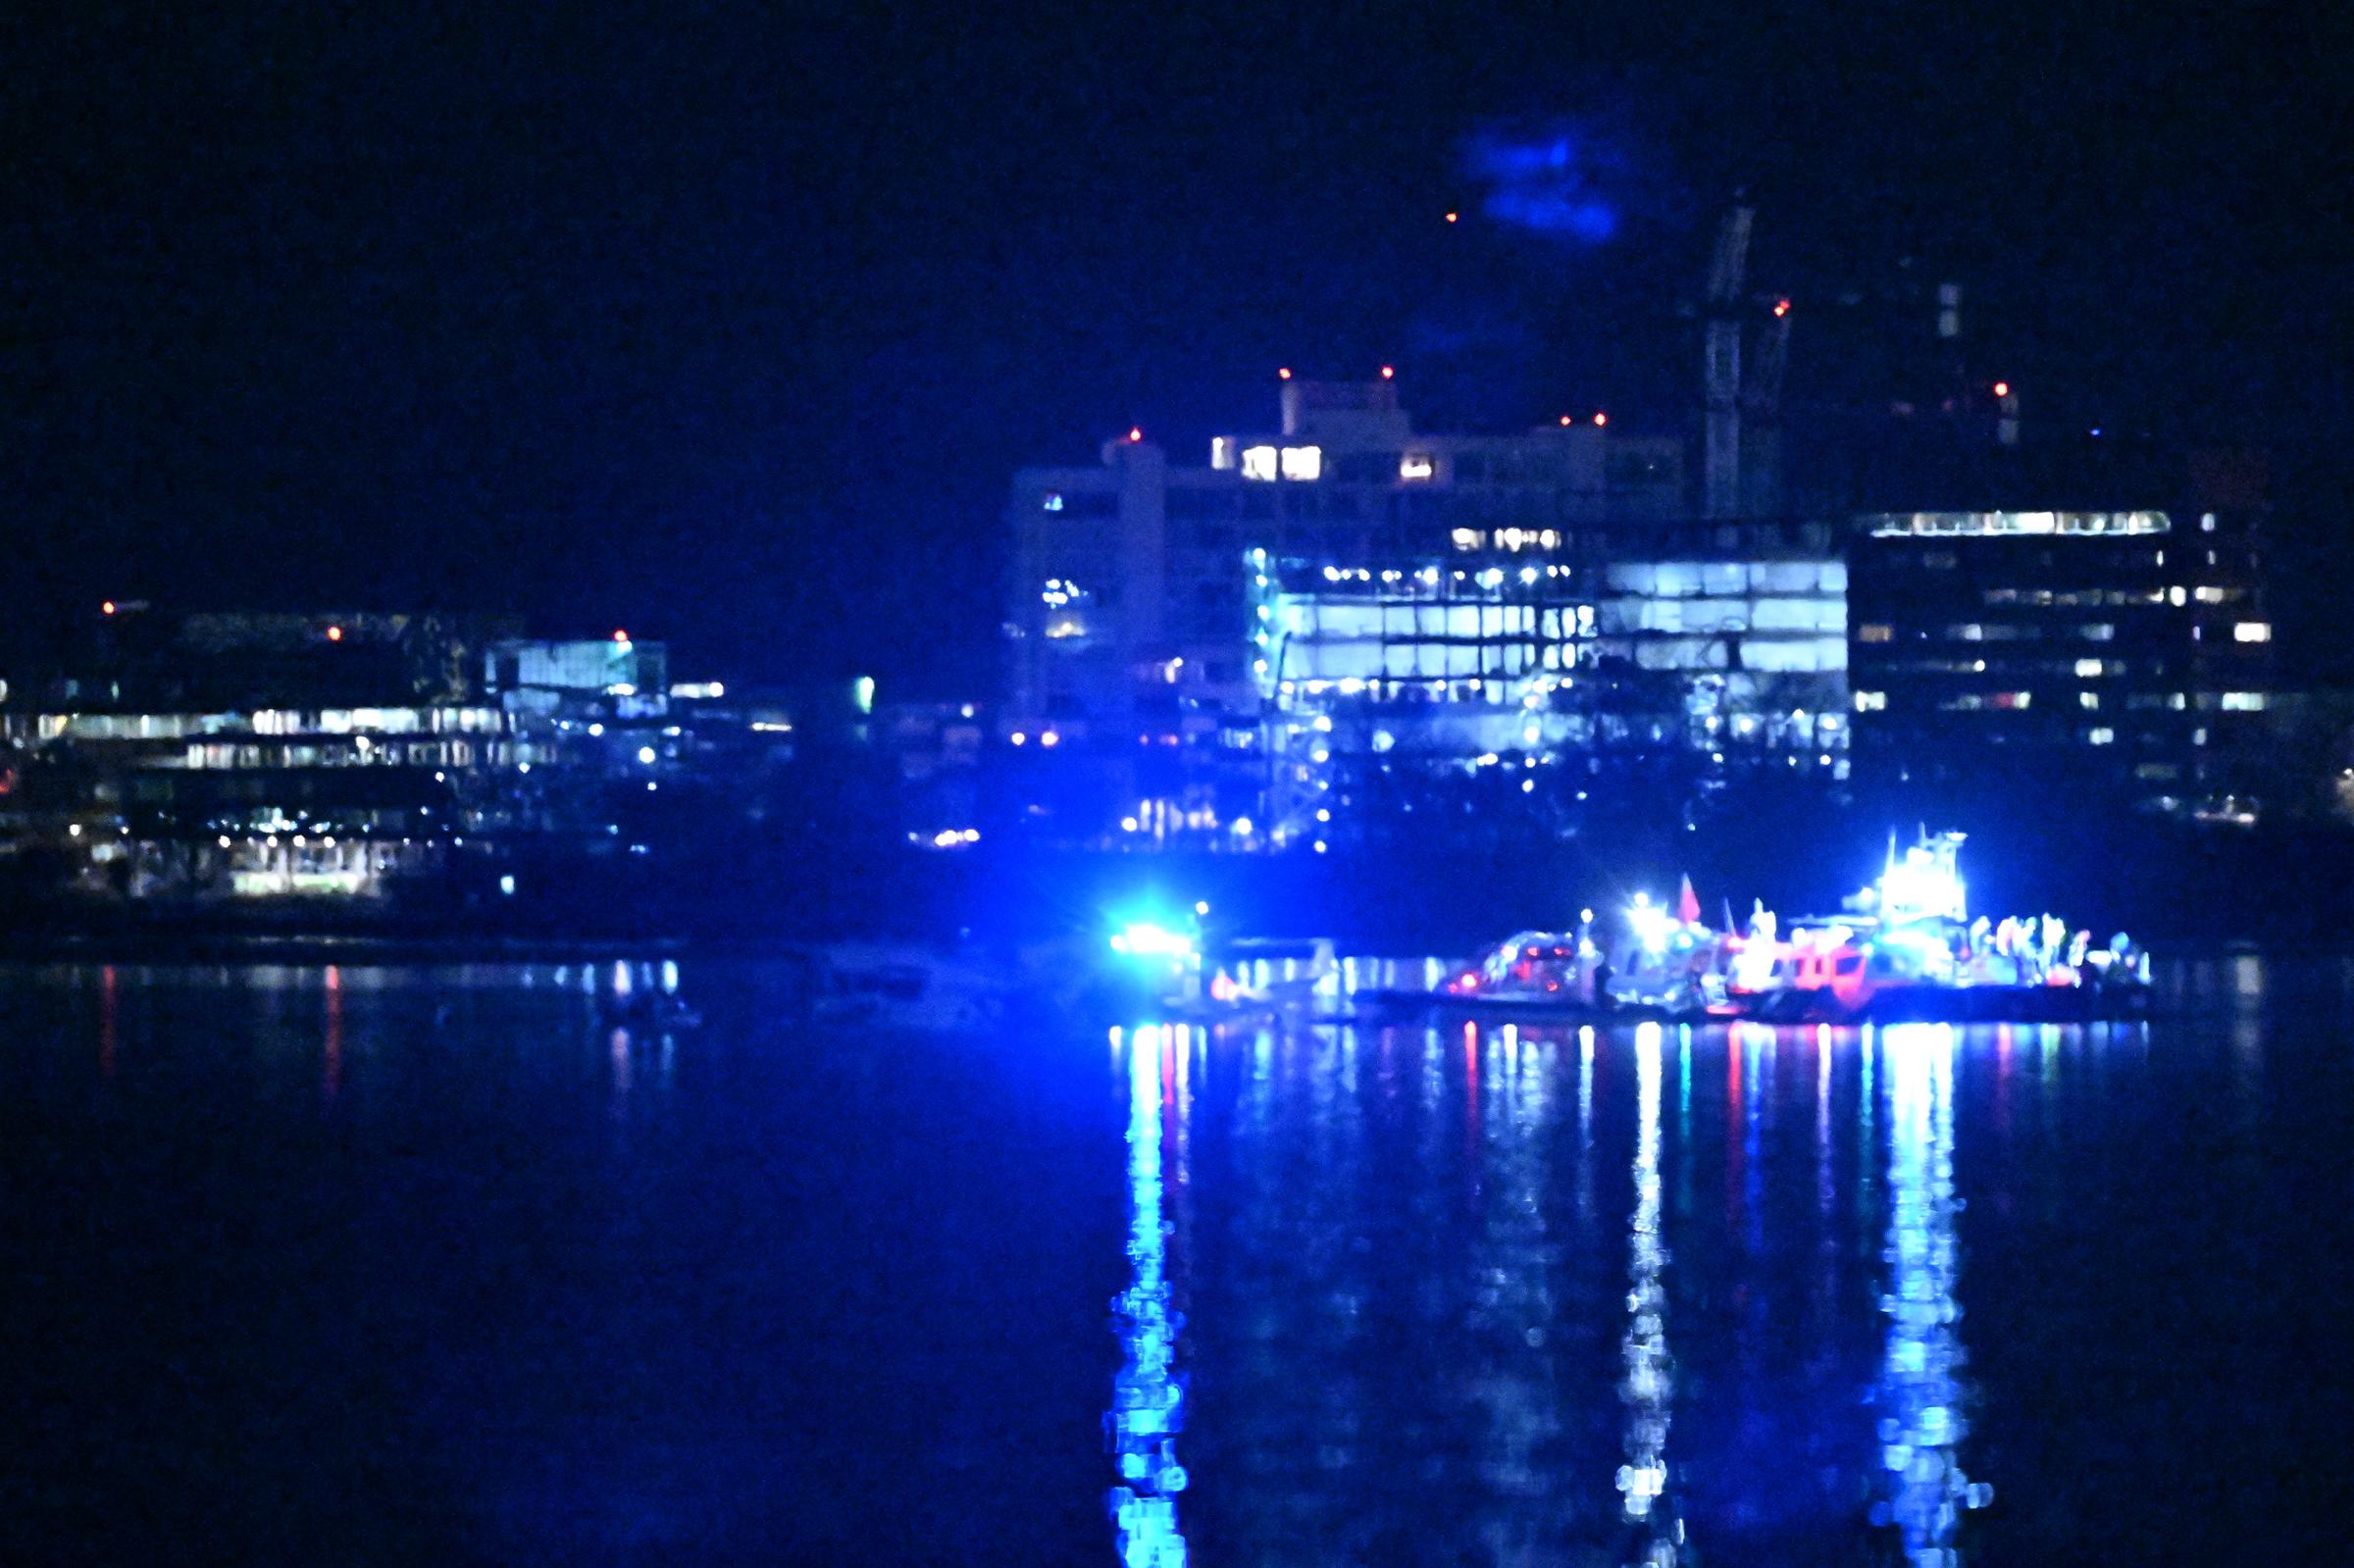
[[1742, 295, 1793, 516], [1702, 202, 1754, 520]]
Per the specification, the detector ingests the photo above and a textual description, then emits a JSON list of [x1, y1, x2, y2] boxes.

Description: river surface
[[1, 955, 2348, 1565]]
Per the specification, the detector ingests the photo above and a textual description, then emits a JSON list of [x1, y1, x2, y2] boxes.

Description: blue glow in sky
[[1464, 124, 1629, 244]]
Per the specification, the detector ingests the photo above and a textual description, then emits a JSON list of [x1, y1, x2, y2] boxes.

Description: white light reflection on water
[[1617, 1022, 1679, 1565], [1108, 1025, 1189, 1568], [1875, 1024, 1990, 1563], [1577, 1025, 1597, 1229]]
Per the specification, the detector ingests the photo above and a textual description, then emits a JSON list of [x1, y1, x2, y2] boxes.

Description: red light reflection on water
[[98, 965, 118, 1079], [323, 965, 342, 1106], [1462, 1022, 1481, 1200]]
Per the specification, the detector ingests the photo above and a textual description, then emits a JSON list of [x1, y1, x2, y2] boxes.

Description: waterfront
[[1, 957, 2347, 1563]]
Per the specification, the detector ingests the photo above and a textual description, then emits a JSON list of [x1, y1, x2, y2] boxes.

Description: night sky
[[8, 2, 2348, 691]]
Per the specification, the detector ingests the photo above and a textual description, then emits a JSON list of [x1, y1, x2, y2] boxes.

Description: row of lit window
[[1219, 441, 1451, 484], [1240, 445, 1325, 482], [1981, 585, 2248, 608], [1856, 688, 2268, 713], [1860, 619, 2270, 645], [179, 739, 488, 770], [1450, 528, 1566, 551], [26, 707, 506, 744], [2080, 729, 2215, 747], [1865, 510, 2173, 537]]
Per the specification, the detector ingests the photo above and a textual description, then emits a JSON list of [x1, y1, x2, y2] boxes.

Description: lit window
[[2169, 585, 2188, 606], [2073, 658, 2107, 678], [1451, 528, 1484, 551], [2078, 623, 2115, 640], [1241, 445, 1278, 482], [2201, 513, 2218, 532], [1279, 445, 1323, 481], [2234, 622, 2272, 642], [2194, 585, 2231, 603], [2221, 691, 2268, 711], [2087, 728, 2115, 745], [1853, 690, 1887, 711], [1858, 624, 1893, 643], [1400, 452, 1435, 481], [1043, 492, 1064, 512]]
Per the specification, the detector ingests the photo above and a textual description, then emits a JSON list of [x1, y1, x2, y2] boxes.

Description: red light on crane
[[1277, 367, 1292, 380], [1772, 298, 1790, 318], [1379, 365, 1394, 380], [613, 629, 630, 643], [1559, 415, 1572, 427], [101, 600, 116, 616], [326, 625, 344, 642], [1127, 427, 1143, 443], [1594, 412, 1609, 427], [1444, 211, 1458, 224], [1993, 381, 2011, 398]]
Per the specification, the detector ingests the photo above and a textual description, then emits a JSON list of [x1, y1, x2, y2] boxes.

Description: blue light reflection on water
[[1619, 1022, 1679, 1564], [6, 956, 2333, 1563], [1875, 1025, 1991, 1562], [1139, 1009, 2019, 1563], [1108, 1024, 1190, 1567]]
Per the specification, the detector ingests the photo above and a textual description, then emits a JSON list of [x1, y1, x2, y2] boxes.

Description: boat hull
[[1356, 988, 1725, 1026], [1738, 983, 2147, 1025]]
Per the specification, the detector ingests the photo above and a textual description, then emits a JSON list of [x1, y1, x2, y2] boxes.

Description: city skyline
[[7, 4, 2344, 693]]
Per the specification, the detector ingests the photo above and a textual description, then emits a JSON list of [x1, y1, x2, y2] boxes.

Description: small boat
[[597, 975, 703, 1030], [807, 943, 1022, 1031], [1197, 936, 1341, 1014], [1378, 930, 1722, 1022]]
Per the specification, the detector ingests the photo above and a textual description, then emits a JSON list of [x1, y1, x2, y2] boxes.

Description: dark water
[[2, 956, 2349, 1565]]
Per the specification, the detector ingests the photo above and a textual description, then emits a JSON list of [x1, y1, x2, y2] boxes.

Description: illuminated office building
[[1004, 379, 1687, 738], [1002, 378, 1805, 843], [0, 611, 705, 897], [1847, 509, 2273, 812], [1002, 379, 2278, 841], [1251, 529, 1849, 844]]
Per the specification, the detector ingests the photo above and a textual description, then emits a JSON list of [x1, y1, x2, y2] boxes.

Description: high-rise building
[[1249, 528, 1850, 846], [1003, 379, 2278, 842], [1846, 508, 2273, 812], [1001, 379, 1845, 843], [1003, 379, 1691, 741]]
